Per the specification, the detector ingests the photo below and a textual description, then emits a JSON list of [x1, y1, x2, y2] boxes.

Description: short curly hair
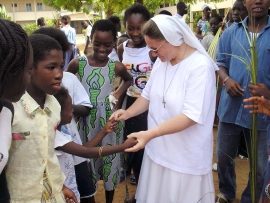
[[123, 4, 151, 26], [28, 34, 62, 68], [91, 19, 117, 41], [32, 27, 70, 53], [108, 15, 120, 25], [210, 14, 223, 23]]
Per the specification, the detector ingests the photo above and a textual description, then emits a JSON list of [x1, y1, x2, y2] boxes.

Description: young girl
[[201, 14, 223, 51], [117, 4, 154, 201], [54, 87, 136, 202], [33, 26, 101, 203], [67, 19, 132, 203], [6, 34, 77, 203], [0, 19, 33, 203]]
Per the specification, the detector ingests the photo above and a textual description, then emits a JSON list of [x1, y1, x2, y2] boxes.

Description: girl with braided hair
[[0, 19, 33, 203]]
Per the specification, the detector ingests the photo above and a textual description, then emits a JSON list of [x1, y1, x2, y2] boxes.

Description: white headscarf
[[151, 15, 218, 71], [201, 4, 212, 11]]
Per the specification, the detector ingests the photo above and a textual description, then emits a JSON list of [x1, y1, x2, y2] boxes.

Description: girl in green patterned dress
[[67, 20, 132, 203]]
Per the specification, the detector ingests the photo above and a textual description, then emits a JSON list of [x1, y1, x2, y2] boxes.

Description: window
[[37, 3, 42, 11], [11, 3, 17, 7], [26, 3, 31, 11]]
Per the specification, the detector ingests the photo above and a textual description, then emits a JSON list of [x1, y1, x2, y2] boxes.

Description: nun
[[110, 15, 218, 203]]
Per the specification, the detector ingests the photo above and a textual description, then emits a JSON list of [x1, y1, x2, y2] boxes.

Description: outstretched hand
[[243, 96, 270, 116], [125, 131, 153, 152], [103, 118, 118, 133], [109, 109, 130, 121]]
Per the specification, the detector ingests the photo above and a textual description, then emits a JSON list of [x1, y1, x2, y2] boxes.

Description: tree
[[43, 0, 132, 18], [43, 0, 225, 19], [0, 6, 10, 20]]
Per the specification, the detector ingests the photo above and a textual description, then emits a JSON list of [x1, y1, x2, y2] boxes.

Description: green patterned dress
[[77, 56, 123, 190]]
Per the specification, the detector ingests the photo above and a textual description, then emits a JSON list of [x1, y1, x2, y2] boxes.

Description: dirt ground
[[92, 128, 250, 203]]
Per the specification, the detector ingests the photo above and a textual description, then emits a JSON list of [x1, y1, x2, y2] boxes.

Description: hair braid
[[0, 19, 30, 97]]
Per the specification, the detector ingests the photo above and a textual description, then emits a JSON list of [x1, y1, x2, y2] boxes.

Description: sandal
[[129, 174, 136, 185], [124, 195, 136, 203], [215, 193, 228, 203]]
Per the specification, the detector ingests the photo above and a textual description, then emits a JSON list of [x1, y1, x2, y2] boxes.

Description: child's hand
[[123, 137, 138, 149], [125, 131, 153, 152], [62, 185, 78, 203], [103, 119, 118, 133], [244, 96, 270, 116]]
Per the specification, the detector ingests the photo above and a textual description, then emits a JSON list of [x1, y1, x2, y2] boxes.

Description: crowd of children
[[1, 0, 270, 203]]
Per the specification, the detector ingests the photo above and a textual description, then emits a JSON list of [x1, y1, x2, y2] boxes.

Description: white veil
[[151, 15, 219, 71]]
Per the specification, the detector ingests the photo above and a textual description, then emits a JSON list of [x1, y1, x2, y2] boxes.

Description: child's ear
[[243, 0, 247, 7], [29, 65, 35, 78]]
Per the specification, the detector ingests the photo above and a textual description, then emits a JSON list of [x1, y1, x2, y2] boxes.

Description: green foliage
[[93, 16, 101, 23], [0, 6, 10, 19], [185, 5, 202, 31], [24, 23, 38, 35], [92, 0, 133, 18], [23, 17, 58, 36], [42, 0, 132, 18], [43, 0, 226, 19], [45, 17, 57, 26]]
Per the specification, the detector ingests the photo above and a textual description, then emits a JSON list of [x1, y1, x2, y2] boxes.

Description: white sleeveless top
[[122, 40, 153, 97]]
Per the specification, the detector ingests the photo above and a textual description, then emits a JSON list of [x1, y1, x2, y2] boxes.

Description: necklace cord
[[162, 44, 188, 108]]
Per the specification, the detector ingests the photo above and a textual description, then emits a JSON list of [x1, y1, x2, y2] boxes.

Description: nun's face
[[145, 36, 176, 62]]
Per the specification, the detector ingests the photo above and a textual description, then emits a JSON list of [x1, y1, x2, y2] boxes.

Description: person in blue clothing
[[215, 0, 270, 202]]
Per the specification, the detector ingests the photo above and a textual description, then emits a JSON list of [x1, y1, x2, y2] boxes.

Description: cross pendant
[[162, 99, 166, 108]]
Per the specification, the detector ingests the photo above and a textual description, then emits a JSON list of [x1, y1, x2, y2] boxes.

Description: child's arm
[[72, 105, 90, 117], [117, 43, 124, 62], [57, 120, 137, 158], [66, 58, 79, 75], [113, 61, 132, 109]]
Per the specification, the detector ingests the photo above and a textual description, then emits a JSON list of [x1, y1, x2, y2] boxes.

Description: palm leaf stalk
[[244, 21, 258, 203], [222, 19, 258, 202]]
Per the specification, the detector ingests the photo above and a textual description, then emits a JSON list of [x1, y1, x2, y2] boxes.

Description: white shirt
[[141, 51, 216, 175], [0, 102, 13, 173], [85, 25, 92, 45], [201, 35, 215, 51], [174, 13, 184, 21], [108, 48, 119, 61], [62, 72, 92, 165]]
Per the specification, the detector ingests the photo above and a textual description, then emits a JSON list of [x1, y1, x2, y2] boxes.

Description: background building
[[0, 0, 97, 33]]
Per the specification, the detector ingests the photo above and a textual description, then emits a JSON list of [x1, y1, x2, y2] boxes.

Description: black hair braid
[[0, 19, 30, 97]]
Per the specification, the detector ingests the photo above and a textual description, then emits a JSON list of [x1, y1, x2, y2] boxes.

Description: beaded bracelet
[[223, 76, 230, 86], [99, 146, 104, 158], [265, 183, 270, 199]]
